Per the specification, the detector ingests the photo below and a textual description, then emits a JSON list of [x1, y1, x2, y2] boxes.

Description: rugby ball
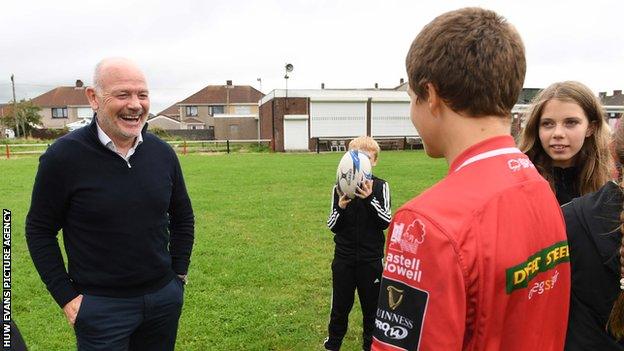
[[336, 150, 372, 199]]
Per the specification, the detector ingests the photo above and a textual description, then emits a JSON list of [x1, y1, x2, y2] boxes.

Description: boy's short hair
[[406, 7, 526, 117], [348, 136, 380, 160]]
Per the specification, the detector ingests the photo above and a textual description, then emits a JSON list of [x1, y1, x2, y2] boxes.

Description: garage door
[[310, 101, 367, 137], [371, 102, 418, 136], [284, 115, 309, 151]]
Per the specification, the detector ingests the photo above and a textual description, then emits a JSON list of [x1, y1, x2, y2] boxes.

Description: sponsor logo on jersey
[[387, 285, 404, 310], [388, 219, 426, 255], [375, 320, 409, 341], [505, 240, 569, 294], [528, 270, 560, 299], [374, 278, 428, 350], [385, 252, 423, 283], [507, 157, 535, 172]]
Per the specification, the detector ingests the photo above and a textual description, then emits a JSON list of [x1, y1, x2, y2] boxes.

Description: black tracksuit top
[[327, 176, 391, 261]]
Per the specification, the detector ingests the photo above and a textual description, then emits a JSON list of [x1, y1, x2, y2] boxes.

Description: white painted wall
[[77, 108, 93, 118], [309, 101, 366, 137], [371, 102, 418, 136]]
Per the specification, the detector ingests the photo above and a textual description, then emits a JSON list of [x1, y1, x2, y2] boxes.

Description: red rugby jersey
[[372, 136, 570, 351]]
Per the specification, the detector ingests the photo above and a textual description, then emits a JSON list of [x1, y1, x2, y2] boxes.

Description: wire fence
[[2, 139, 272, 159]]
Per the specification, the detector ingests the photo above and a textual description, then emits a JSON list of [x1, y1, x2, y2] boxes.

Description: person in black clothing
[[7, 320, 28, 351], [26, 58, 194, 351], [553, 166, 580, 205], [519, 81, 613, 205], [562, 122, 624, 350], [324, 136, 391, 351]]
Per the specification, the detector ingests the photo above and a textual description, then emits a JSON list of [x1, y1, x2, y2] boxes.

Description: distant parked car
[[66, 117, 92, 131], [4, 128, 15, 138]]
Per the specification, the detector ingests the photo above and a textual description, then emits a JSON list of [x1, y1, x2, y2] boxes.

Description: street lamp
[[284, 63, 293, 101]]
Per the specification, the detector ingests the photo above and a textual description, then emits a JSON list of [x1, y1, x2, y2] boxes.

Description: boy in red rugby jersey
[[372, 7, 570, 351]]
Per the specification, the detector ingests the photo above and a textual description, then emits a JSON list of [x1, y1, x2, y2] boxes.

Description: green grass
[[1, 151, 447, 350]]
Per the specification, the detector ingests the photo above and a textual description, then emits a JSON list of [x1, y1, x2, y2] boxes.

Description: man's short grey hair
[[92, 57, 140, 93], [92, 61, 105, 93]]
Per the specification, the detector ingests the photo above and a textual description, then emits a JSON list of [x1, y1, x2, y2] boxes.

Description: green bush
[[150, 126, 170, 139]]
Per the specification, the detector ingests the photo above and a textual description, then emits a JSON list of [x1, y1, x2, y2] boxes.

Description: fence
[[314, 136, 423, 153], [3, 143, 51, 158], [164, 129, 215, 141], [167, 139, 271, 154], [3, 139, 272, 159]]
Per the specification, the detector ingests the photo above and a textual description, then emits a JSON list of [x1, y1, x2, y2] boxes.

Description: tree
[[1, 99, 42, 137]]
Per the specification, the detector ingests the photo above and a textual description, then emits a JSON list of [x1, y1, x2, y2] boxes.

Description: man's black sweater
[[26, 119, 194, 308]]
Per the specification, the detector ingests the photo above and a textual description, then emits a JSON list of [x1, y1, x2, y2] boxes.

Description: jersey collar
[[449, 135, 521, 174]]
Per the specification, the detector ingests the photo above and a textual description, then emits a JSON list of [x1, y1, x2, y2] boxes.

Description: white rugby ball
[[336, 150, 372, 199]]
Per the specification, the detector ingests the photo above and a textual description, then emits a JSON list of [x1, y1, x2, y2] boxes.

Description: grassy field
[[1, 150, 447, 350]]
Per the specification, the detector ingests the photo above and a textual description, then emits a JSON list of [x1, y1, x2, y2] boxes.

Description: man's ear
[[85, 87, 99, 111]]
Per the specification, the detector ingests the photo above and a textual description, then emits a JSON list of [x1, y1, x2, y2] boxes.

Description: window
[[234, 106, 251, 115], [52, 108, 68, 118], [185, 106, 198, 117], [210, 105, 225, 115]]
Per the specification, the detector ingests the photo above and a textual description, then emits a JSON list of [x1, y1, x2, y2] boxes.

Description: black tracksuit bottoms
[[327, 257, 383, 350]]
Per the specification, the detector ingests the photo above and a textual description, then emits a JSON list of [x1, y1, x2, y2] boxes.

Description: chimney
[[599, 92, 607, 99], [400, 78, 404, 84], [614, 90, 622, 96], [226, 80, 233, 86], [75, 79, 84, 88], [374, 83, 379, 89], [321, 83, 325, 89]]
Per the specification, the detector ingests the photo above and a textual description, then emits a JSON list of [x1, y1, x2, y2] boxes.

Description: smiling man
[[26, 58, 195, 351]]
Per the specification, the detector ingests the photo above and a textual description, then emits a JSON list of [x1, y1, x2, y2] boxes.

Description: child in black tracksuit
[[325, 136, 392, 351]]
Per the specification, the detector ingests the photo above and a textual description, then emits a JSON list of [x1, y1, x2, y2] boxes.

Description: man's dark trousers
[[74, 277, 184, 351]]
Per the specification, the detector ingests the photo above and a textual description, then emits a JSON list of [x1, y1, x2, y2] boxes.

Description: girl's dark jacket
[[563, 181, 624, 350]]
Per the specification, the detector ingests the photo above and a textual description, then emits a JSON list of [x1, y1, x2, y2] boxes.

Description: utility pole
[[10, 74, 19, 138]]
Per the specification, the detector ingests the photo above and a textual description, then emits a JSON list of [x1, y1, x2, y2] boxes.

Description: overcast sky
[[2, 0, 623, 113]]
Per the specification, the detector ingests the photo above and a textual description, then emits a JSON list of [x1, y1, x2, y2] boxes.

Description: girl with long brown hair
[[519, 81, 613, 204], [562, 120, 624, 350]]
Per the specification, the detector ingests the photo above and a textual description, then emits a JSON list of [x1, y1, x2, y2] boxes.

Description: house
[[176, 81, 263, 139], [147, 115, 182, 130], [601, 90, 624, 117], [148, 103, 183, 130], [30, 80, 92, 129], [511, 88, 542, 136], [394, 79, 408, 91], [158, 103, 181, 120], [259, 87, 416, 152], [600, 90, 624, 131], [149, 81, 263, 139], [0, 103, 10, 118], [258, 84, 553, 152]]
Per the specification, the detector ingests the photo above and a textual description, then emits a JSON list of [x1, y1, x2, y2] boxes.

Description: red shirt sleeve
[[372, 210, 468, 351]]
